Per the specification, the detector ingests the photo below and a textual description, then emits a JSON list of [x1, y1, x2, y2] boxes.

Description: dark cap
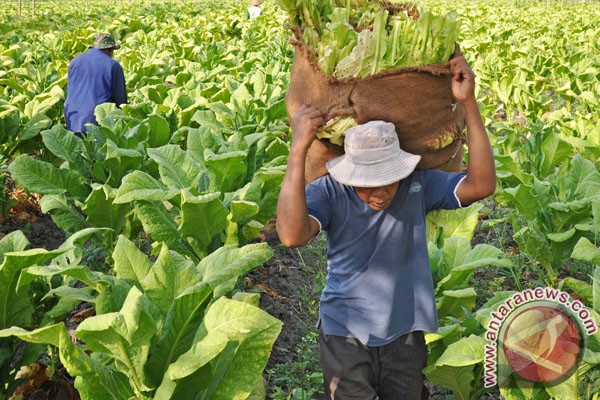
[[91, 33, 121, 50]]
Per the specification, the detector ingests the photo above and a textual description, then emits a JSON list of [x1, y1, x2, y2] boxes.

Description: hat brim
[[90, 44, 121, 50], [326, 151, 421, 187]]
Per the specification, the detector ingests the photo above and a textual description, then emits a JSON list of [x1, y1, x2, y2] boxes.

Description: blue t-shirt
[[306, 170, 465, 346], [64, 48, 127, 133]]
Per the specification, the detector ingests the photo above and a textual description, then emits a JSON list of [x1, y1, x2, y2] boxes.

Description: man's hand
[[449, 56, 476, 104], [290, 104, 324, 155]]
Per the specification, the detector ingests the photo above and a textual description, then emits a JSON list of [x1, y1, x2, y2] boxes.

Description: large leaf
[[0, 231, 30, 258], [133, 200, 181, 249], [21, 113, 52, 141], [41, 124, 85, 168], [197, 243, 273, 292], [436, 240, 513, 293], [39, 194, 88, 234], [148, 145, 202, 189], [204, 149, 247, 193], [139, 245, 202, 315], [144, 282, 213, 388], [180, 190, 229, 250], [423, 334, 485, 400], [155, 297, 282, 400], [8, 155, 88, 199], [75, 286, 157, 393], [82, 185, 130, 238], [437, 288, 477, 321], [112, 235, 153, 284], [571, 237, 600, 265], [236, 166, 285, 223], [427, 203, 483, 242], [146, 114, 172, 148], [103, 139, 144, 187], [0, 247, 68, 329], [114, 171, 179, 203]]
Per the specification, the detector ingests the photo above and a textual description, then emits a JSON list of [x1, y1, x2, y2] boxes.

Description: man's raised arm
[[276, 105, 323, 247]]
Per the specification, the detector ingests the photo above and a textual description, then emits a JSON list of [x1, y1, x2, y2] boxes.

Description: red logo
[[502, 305, 582, 383]]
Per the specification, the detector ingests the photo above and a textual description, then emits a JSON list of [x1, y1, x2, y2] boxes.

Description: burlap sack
[[285, 32, 467, 184]]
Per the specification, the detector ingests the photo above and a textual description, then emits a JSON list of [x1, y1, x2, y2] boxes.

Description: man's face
[[354, 181, 400, 211]]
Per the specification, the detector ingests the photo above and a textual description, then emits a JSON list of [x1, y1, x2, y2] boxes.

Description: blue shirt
[[64, 48, 127, 133], [306, 170, 465, 346]]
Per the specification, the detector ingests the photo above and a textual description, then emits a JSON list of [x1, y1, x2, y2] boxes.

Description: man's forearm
[[276, 152, 316, 247], [461, 99, 496, 201]]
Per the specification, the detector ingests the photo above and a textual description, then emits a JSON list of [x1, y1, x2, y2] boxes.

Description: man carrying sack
[[276, 56, 496, 399]]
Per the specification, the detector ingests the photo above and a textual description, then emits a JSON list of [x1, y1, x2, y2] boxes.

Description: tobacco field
[[0, 0, 599, 399]]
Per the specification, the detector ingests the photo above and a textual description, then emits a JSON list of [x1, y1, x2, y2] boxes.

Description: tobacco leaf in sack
[[279, 1, 467, 183]]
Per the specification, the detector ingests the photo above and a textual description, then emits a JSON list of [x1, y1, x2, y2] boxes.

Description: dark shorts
[[318, 327, 429, 400]]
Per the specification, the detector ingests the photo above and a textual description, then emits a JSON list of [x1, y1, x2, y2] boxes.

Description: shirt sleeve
[[305, 177, 333, 231], [423, 169, 467, 211], [111, 62, 127, 106]]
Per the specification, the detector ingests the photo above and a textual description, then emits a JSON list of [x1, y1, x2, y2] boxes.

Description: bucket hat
[[326, 120, 421, 187], [91, 33, 121, 50]]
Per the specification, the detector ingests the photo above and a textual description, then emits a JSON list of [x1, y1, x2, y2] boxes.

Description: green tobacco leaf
[[503, 184, 540, 220], [57, 324, 137, 399], [148, 145, 202, 189], [229, 200, 259, 223], [0, 324, 62, 348], [560, 277, 593, 306], [180, 190, 229, 250], [8, 155, 88, 198], [76, 286, 157, 393], [114, 171, 179, 203], [237, 166, 285, 223], [21, 113, 51, 141], [0, 103, 20, 139], [499, 381, 549, 400], [0, 324, 135, 398], [0, 231, 30, 258], [571, 237, 600, 265], [197, 243, 273, 291], [147, 114, 172, 148], [474, 291, 518, 329], [436, 241, 512, 293], [539, 130, 572, 176], [437, 288, 477, 321], [144, 282, 213, 388], [112, 235, 153, 283], [41, 124, 84, 166], [103, 139, 143, 187], [155, 297, 282, 400], [0, 248, 68, 329], [82, 185, 130, 237], [205, 149, 247, 193], [133, 200, 181, 248], [424, 335, 485, 400], [547, 228, 577, 242], [39, 194, 88, 234], [565, 154, 600, 199], [140, 245, 202, 315], [427, 204, 483, 242], [23, 91, 61, 120]]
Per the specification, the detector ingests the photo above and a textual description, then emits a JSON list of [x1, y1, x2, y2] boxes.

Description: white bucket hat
[[326, 120, 421, 187]]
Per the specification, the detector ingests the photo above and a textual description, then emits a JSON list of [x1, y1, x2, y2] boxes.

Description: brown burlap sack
[[285, 33, 467, 184]]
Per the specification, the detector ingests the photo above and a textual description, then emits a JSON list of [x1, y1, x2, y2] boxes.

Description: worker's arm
[[450, 56, 496, 205], [111, 63, 127, 106], [276, 105, 323, 248]]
